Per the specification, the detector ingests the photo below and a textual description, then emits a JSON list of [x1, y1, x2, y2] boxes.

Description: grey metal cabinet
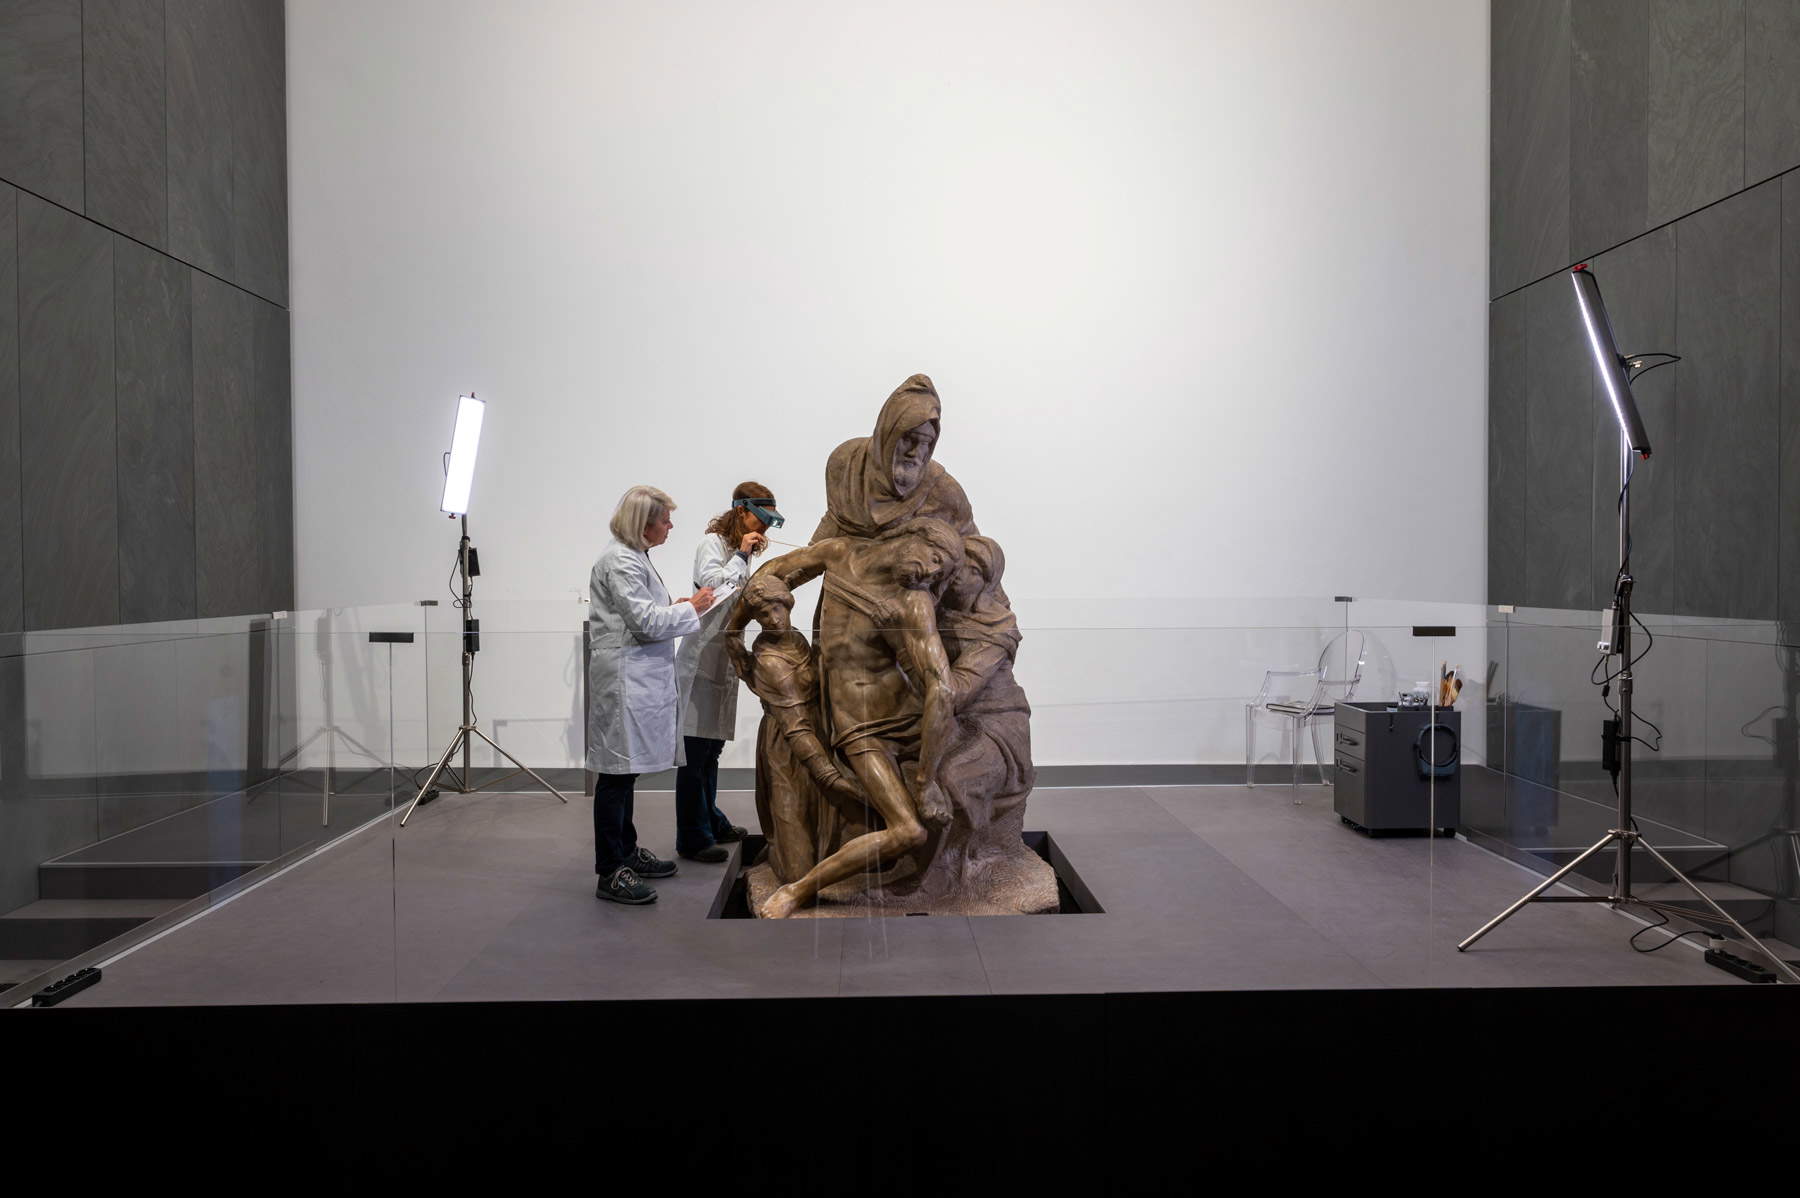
[[1333, 702, 1459, 835]]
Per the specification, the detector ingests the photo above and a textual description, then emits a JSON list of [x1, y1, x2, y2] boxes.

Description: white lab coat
[[586, 538, 701, 774], [675, 533, 752, 740]]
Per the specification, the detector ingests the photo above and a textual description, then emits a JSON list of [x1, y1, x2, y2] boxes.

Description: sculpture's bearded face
[[894, 537, 952, 590], [890, 423, 938, 498]]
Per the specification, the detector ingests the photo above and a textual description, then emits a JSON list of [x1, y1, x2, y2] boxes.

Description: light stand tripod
[[399, 515, 570, 826], [1460, 358, 1800, 983]]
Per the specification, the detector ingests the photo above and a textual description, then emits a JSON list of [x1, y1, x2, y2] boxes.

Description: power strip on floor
[[30, 966, 102, 1006], [1704, 948, 1778, 984]]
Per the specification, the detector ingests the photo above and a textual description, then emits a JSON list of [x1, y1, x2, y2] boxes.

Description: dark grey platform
[[38, 780, 1739, 1007]]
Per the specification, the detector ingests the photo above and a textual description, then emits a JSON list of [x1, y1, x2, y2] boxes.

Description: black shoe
[[679, 843, 730, 864], [597, 866, 657, 905], [631, 847, 678, 878], [713, 824, 748, 844]]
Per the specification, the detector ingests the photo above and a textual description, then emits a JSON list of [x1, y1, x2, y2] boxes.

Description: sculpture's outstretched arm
[[758, 542, 832, 591], [726, 544, 836, 681]]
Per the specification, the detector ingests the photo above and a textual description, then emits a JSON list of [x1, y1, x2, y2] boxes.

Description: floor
[[53, 783, 1736, 1006]]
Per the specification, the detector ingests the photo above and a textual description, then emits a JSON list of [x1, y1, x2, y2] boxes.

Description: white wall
[[286, 0, 1491, 765]]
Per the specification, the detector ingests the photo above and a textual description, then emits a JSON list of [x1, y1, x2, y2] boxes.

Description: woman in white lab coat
[[587, 485, 716, 905], [672, 482, 781, 862]]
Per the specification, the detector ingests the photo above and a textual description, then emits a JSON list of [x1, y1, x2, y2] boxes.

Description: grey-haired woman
[[587, 485, 716, 904]]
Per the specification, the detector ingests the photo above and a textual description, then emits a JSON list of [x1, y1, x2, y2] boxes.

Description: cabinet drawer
[[1333, 754, 1366, 823], [1333, 728, 1366, 761]]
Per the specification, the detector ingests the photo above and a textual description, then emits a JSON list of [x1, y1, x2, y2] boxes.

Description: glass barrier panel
[[1428, 607, 1795, 986], [0, 616, 392, 1005]]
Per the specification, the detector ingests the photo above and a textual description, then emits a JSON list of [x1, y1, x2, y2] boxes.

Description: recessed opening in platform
[[708, 831, 1103, 918]]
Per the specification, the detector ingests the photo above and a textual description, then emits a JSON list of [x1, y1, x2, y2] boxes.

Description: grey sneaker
[[597, 866, 657, 905], [631, 847, 678, 878], [679, 844, 729, 864]]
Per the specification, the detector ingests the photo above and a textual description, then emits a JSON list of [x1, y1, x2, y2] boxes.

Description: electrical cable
[[1625, 354, 1680, 381], [1614, 453, 1636, 577], [1628, 607, 1655, 665], [1629, 907, 1711, 954], [447, 548, 466, 608]]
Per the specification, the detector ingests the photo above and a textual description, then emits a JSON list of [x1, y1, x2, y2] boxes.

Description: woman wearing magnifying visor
[[672, 482, 784, 862]]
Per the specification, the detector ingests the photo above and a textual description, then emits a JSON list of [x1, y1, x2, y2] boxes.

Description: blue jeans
[[674, 736, 732, 854]]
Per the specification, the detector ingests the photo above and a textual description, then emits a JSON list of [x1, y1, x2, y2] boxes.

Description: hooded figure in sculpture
[[812, 374, 977, 544], [936, 536, 1033, 829]]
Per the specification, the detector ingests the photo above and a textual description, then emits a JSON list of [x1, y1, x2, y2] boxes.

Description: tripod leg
[[1634, 839, 1800, 985], [400, 727, 470, 827], [468, 726, 571, 804], [1458, 832, 1618, 952]]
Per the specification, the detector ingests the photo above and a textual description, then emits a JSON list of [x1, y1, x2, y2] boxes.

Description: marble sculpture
[[725, 375, 1054, 917]]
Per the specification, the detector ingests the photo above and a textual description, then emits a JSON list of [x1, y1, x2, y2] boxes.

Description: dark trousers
[[674, 736, 731, 854], [594, 771, 639, 876]]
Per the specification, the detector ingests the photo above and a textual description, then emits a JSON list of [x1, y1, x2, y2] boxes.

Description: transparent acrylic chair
[[1245, 630, 1367, 802]]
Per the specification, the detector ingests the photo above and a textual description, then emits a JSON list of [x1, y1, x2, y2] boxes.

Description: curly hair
[[705, 481, 776, 549]]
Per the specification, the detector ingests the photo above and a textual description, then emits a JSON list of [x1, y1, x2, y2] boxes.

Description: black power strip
[[1704, 947, 1779, 984], [30, 966, 102, 1006]]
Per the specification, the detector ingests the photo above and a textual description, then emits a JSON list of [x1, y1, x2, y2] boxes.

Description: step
[[0, 899, 184, 960], [0, 960, 63, 992], [1632, 881, 1778, 925], [1632, 884, 1800, 941], [1529, 842, 1720, 886], [37, 860, 265, 900], [1635, 880, 1770, 907]]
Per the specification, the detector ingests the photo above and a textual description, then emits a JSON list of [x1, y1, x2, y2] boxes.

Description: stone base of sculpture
[[745, 843, 1057, 917]]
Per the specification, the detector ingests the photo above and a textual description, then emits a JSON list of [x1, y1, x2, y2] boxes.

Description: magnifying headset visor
[[733, 497, 785, 529]]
